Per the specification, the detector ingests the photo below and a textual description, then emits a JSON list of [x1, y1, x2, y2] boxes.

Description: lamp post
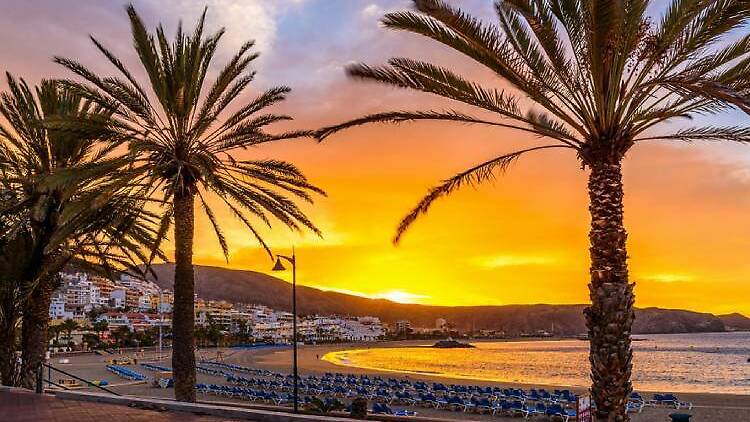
[[272, 248, 298, 413], [157, 287, 163, 360]]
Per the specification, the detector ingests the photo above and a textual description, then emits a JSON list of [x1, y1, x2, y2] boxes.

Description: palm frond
[[315, 109, 572, 143], [636, 126, 750, 143], [393, 144, 570, 243]]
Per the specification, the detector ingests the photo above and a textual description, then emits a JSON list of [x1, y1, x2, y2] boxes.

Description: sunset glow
[[3, 0, 749, 316]]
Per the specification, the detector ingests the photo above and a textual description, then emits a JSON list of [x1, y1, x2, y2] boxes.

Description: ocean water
[[322, 332, 750, 394]]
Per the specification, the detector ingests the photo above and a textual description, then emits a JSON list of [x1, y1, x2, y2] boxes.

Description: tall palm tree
[[48, 323, 63, 345], [55, 6, 324, 401], [91, 320, 109, 342], [60, 318, 79, 344], [0, 226, 33, 386], [315, 1, 750, 419], [0, 75, 160, 387]]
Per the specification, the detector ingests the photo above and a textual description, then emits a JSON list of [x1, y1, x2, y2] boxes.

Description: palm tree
[[0, 227, 34, 386], [315, 1, 750, 419], [60, 319, 79, 345], [91, 320, 109, 342], [111, 325, 132, 348], [54, 6, 324, 401], [48, 323, 63, 345], [0, 75, 160, 387]]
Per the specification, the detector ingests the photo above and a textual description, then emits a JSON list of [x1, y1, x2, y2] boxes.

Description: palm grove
[[0, 5, 323, 402], [1, 0, 749, 420]]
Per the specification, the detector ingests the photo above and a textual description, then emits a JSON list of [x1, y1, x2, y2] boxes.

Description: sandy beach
[[49, 341, 750, 422]]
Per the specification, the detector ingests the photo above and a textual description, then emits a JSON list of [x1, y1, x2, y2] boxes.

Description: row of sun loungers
[[196, 361, 691, 418], [197, 364, 236, 378], [105, 365, 146, 381], [140, 363, 171, 372], [196, 383, 294, 405]]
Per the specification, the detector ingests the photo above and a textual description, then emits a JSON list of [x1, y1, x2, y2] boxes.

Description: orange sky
[[1, 1, 749, 315]]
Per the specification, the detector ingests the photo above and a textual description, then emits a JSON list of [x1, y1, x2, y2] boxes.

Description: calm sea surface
[[322, 332, 750, 394]]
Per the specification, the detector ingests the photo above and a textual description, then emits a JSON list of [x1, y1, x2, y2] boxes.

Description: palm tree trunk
[[584, 161, 634, 422], [0, 294, 18, 386], [172, 192, 196, 402], [20, 278, 55, 389]]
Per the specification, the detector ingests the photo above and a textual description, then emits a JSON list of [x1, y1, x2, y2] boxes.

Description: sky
[[1, 1, 749, 315]]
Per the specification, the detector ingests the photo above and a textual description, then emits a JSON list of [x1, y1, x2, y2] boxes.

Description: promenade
[[0, 389, 245, 422]]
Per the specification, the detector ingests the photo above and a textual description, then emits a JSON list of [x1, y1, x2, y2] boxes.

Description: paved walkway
[[0, 389, 249, 422]]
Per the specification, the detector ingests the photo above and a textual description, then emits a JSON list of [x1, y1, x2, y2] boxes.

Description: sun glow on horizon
[[309, 285, 429, 304], [374, 290, 429, 304]]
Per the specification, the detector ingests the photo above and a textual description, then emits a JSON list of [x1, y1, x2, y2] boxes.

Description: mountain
[[147, 264, 729, 335], [718, 313, 750, 331]]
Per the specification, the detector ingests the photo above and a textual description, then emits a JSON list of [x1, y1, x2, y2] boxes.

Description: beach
[[52, 340, 750, 421]]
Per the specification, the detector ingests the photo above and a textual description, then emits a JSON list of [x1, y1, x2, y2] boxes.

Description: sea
[[322, 332, 750, 394]]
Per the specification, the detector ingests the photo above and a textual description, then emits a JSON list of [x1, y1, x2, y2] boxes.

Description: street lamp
[[157, 287, 163, 360], [271, 248, 299, 413]]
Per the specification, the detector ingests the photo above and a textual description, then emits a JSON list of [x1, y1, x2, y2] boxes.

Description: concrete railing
[[53, 390, 470, 422], [55, 390, 358, 421]]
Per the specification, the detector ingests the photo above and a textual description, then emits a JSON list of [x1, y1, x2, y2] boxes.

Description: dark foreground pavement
[[0, 389, 248, 422]]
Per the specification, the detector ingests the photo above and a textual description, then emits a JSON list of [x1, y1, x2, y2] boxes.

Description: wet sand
[[52, 342, 750, 421]]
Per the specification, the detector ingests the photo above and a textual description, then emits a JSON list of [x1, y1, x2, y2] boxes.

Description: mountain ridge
[[147, 263, 747, 336]]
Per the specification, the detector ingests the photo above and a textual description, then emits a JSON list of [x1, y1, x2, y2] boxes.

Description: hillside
[[147, 264, 730, 335], [718, 313, 750, 331]]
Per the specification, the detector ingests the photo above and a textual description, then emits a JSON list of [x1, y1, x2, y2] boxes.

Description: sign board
[[577, 395, 592, 422]]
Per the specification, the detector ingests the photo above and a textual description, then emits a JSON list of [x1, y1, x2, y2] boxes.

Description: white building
[[109, 288, 126, 309], [339, 317, 384, 341], [395, 320, 411, 333], [49, 294, 67, 319], [62, 273, 101, 307], [137, 294, 152, 312], [436, 318, 447, 331]]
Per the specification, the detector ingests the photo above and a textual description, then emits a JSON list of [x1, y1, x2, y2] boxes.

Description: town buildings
[[49, 272, 385, 345]]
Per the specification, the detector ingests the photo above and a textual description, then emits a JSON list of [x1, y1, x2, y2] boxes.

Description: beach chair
[[664, 394, 693, 409], [475, 397, 494, 414], [559, 391, 577, 405], [629, 392, 644, 403], [434, 394, 449, 408], [561, 407, 577, 422], [372, 402, 418, 417], [417, 393, 438, 407], [545, 403, 564, 419], [480, 386, 493, 397], [395, 391, 416, 405], [525, 402, 546, 418], [527, 389, 542, 402], [651, 393, 693, 409], [626, 400, 644, 413], [444, 395, 464, 411], [507, 400, 526, 417]]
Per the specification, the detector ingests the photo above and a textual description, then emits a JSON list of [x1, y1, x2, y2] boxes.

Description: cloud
[[473, 254, 560, 269], [640, 273, 696, 283], [134, 0, 306, 59], [361, 4, 384, 18]]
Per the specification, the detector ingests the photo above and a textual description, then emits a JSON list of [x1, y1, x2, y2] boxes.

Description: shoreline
[[223, 340, 750, 409], [48, 340, 750, 422]]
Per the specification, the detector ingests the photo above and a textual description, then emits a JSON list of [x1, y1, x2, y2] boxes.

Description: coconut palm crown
[[315, 0, 750, 420], [0, 75, 162, 387], [54, 5, 324, 401]]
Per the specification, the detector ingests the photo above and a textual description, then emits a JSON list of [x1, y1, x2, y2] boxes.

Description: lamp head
[[272, 257, 286, 271]]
